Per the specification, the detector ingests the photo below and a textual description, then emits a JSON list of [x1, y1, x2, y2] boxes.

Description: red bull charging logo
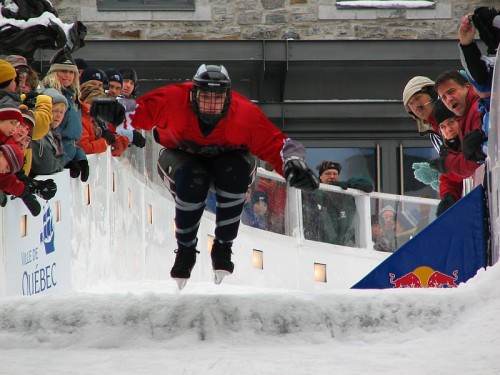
[[389, 266, 458, 288]]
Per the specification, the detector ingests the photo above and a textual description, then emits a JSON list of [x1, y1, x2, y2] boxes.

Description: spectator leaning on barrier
[[30, 89, 67, 177], [0, 103, 22, 143], [78, 81, 130, 157], [0, 143, 42, 216], [314, 160, 358, 246], [41, 47, 89, 182], [430, 70, 485, 179], [403, 76, 442, 153], [432, 100, 465, 216]]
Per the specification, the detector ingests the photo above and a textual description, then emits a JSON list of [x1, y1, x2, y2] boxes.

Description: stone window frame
[[96, 0, 195, 11], [336, 0, 435, 9]]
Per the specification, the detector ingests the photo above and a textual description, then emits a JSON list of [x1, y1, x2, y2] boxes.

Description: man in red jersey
[[91, 64, 319, 289]]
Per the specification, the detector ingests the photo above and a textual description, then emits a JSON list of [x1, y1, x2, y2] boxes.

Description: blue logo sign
[[40, 204, 55, 254]]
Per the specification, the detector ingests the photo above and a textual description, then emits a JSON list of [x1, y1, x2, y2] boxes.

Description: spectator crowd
[[0, 6, 497, 257], [0, 47, 145, 216]]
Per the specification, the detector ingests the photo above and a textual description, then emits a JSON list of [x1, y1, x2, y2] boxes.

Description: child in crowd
[[0, 104, 22, 144], [0, 143, 41, 216], [30, 88, 67, 176], [241, 190, 269, 230]]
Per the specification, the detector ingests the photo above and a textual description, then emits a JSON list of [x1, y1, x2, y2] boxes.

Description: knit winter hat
[[0, 60, 17, 86], [402, 76, 435, 113], [105, 68, 123, 84], [0, 103, 23, 123], [5, 55, 28, 69], [80, 67, 107, 85], [47, 48, 79, 76], [251, 190, 269, 206], [20, 107, 35, 133], [74, 58, 89, 70], [316, 160, 342, 176], [42, 88, 68, 108], [0, 143, 24, 173], [19, 106, 35, 134], [379, 205, 396, 216], [433, 99, 455, 126]]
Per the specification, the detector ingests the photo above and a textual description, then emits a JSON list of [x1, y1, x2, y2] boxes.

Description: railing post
[[286, 185, 304, 243], [355, 194, 372, 249]]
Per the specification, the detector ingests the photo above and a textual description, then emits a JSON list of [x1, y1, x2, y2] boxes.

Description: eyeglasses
[[415, 100, 434, 111]]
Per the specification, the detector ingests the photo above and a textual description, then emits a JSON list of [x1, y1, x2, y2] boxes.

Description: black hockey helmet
[[191, 64, 231, 125]]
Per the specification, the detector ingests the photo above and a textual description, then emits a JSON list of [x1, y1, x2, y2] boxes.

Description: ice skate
[[170, 245, 199, 290], [211, 240, 234, 285]]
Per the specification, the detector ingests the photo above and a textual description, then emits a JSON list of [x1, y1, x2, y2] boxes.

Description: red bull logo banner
[[352, 186, 487, 289], [389, 267, 458, 288]]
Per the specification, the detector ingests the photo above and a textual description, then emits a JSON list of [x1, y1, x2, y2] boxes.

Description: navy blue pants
[[157, 148, 255, 248]]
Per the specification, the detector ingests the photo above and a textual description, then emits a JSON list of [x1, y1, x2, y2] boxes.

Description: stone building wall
[[53, 0, 498, 41]]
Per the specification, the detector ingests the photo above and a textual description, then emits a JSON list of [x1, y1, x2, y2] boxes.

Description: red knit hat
[[0, 144, 24, 173], [0, 104, 23, 123]]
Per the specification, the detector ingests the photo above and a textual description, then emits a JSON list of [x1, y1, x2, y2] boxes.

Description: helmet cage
[[191, 64, 231, 125]]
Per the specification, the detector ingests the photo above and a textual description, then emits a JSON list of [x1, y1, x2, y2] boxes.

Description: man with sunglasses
[[90, 64, 319, 289]]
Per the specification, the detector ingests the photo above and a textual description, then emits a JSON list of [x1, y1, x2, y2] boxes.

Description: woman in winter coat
[[40, 47, 89, 182]]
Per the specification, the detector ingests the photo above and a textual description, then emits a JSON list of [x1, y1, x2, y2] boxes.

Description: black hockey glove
[[78, 160, 90, 182], [132, 130, 146, 148], [101, 129, 116, 145], [65, 160, 81, 179], [461, 129, 488, 162], [436, 193, 457, 217], [21, 185, 41, 217], [90, 97, 125, 126], [22, 92, 39, 110], [34, 179, 58, 200], [471, 7, 500, 55], [429, 156, 447, 174], [473, 7, 499, 29], [332, 181, 349, 190], [283, 158, 320, 192]]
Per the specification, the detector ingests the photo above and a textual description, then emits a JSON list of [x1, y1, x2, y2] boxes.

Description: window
[[336, 0, 435, 9], [399, 147, 439, 199], [97, 0, 195, 11]]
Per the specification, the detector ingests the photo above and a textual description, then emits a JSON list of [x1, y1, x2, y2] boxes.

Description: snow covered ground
[[0, 262, 498, 375]]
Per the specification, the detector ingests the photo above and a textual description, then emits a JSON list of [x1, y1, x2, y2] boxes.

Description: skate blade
[[214, 270, 231, 285], [173, 278, 188, 290]]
